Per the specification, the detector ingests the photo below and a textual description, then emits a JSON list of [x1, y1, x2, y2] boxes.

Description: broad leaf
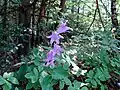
[[4, 81, 12, 89], [3, 84, 10, 90], [81, 86, 88, 90], [25, 72, 34, 79], [63, 77, 71, 85], [68, 86, 75, 90], [41, 75, 52, 89], [59, 81, 64, 90], [7, 77, 19, 85], [53, 66, 69, 77], [0, 76, 5, 85], [73, 80, 81, 89], [87, 70, 94, 77], [15, 87, 19, 90], [33, 68, 38, 78], [90, 79, 97, 87], [26, 81, 33, 89], [38, 65, 44, 72]]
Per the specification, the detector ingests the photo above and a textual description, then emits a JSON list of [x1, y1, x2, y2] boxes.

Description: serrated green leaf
[[85, 78, 91, 83], [63, 77, 71, 85], [59, 81, 64, 90], [116, 62, 120, 67], [73, 80, 81, 89], [15, 87, 19, 90], [81, 86, 88, 90], [99, 74, 106, 81], [68, 86, 75, 90], [27, 68, 39, 83], [94, 68, 102, 79], [38, 65, 44, 72], [0, 75, 5, 85], [52, 72, 64, 80], [33, 68, 38, 77], [53, 66, 69, 77], [34, 57, 40, 66], [87, 70, 94, 77], [31, 76, 38, 83], [111, 60, 116, 67], [26, 81, 33, 89], [48, 85, 53, 90], [27, 65, 35, 72], [3, 84, 10, 90], [33, 81, 40, 89], [25, 72, 34, 79], [91, 79, 97, 87], [103, 67, 110, 79], [98, 67, 108, 81], [95, 78, 102, 85], [115, 70, 120, 75], [63, 63, 69, 70], [17, 64, 28, 80], [4, 80, 12, 89], [7, 77, 19, 85], [41, 75, 52, 89], [33, 48, 39, 55], [100, 85, 105, 90]]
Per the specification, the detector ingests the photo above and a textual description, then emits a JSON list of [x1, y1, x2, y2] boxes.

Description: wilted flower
[[56, 22, 72, 34], [45, 50, 55, 66], [53, 44, 63, 56], [47, 31, 63, 44]]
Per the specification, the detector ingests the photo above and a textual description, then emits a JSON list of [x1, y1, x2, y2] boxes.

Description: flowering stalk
[[45, 20, 72, 66]]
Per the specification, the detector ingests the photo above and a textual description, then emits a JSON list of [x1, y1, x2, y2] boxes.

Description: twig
[[80, 0, 94, 11], [87, 0, 105, 32], [100, 0, 111, 16], [13, 60, 44, 67], [97, 3, 105, 28], [13, 61, 34, 67], [87, 8, 97, 32]]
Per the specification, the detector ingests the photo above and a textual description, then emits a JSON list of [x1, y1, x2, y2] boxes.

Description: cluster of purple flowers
[[45, 21, 72, 66]]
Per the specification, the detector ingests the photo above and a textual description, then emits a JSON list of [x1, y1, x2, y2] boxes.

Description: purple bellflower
[[45, 20, 73, 66], [56, 22, 72, 34], [52, 44, 63, 56], [45, 50, 55, 66], [47, 31, 63, 45]]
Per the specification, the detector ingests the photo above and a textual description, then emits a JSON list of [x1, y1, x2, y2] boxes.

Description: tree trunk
[[18, 0, 32, 57], [60, 0, 66, 12], [111, 0, 118, 28], [111, 0, 120, 48], [35, 0, 48, 46], [2, 0, 7, 29], [19, 0, 31, 28]]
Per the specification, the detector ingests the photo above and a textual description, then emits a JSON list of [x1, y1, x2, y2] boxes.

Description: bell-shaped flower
[[45, 50, 55, 66], [56, 22, 72, 34], [53, 44, 63, 56], [47, 31, 63, 44]]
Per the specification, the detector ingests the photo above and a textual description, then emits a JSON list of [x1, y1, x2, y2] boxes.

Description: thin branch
[[13, 60, 44, 67], [87, 8, 97, 32], [80, 0, 94, 11], [100, 0, 111, 16], [87, 0, 105, 32], [13, 61, 33, 67], [97, 2, 105, 28]]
